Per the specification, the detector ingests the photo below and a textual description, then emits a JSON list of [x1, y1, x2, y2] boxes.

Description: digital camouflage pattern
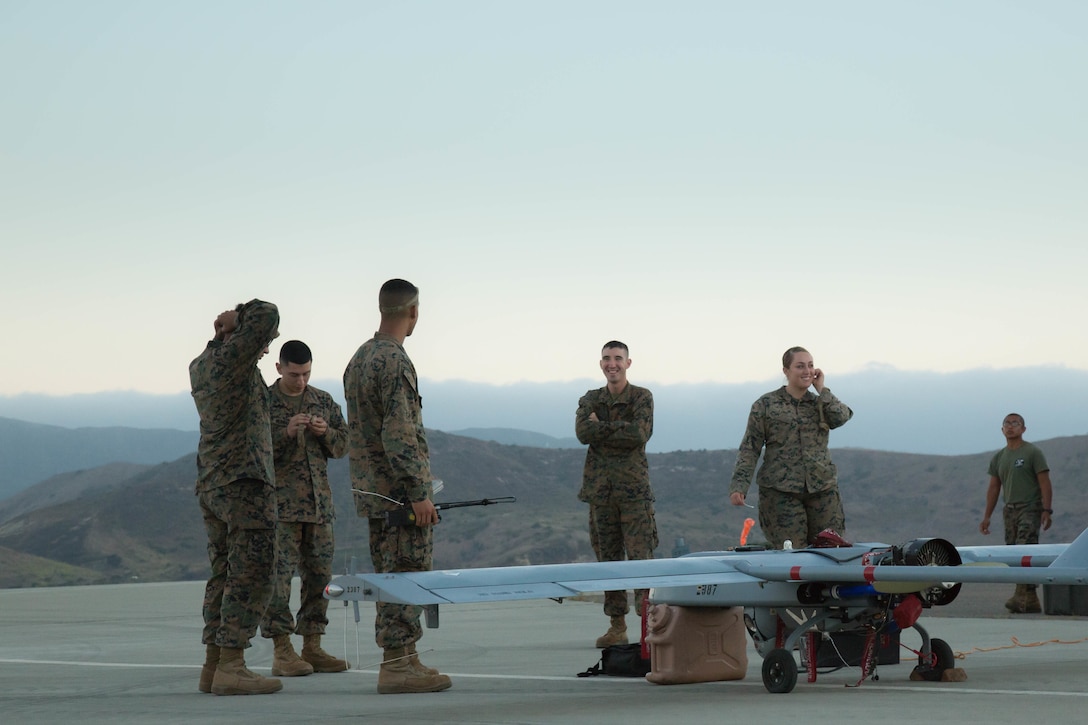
[[190, 299, 280, 650], [368, 519, 433, 649], [576, 382, 657, 617], [199, 480, 276, 649], [730, 386, 853, 549], [1002, 503, 1043, 546], [343, 332, 434, 517], [262, 382, 348, 638], [757, 487, 845, 551], [267, 383, 348, 524], [190, 299, 280, 494], [343, 332, 434, 650], [263, 520, 337, 636], [588, 500, 658, 616], [575, 383, 655, 505]]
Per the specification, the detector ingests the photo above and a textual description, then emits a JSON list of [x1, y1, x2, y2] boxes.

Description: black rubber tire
[[762, 648, 798, 694], [931, 638, 955, 670]]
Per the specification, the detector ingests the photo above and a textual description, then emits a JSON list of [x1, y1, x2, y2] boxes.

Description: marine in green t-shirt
[[978, 413, 1054, 614]]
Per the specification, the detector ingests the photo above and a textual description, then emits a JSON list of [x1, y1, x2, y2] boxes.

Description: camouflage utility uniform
[[190, 299, 279, 650], [261, 383, 347, 639], [575, 383, 658, 617], [989, 442, 1049, 546], [343, 332, 434, 650], [730, 386, 853, 549]]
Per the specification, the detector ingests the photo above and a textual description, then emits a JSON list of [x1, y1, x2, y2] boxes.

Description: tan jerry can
[[644, 604, 749, 685]]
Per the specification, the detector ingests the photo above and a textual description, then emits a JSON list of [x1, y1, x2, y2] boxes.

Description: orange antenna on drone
[[740, 518, 755, 546]]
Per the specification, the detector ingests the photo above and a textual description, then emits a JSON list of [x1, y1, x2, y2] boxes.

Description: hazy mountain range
[[1, 418, 1085, 589], [0, 417, 575, 500], [0, 417, 198, 499], [3, 365, 1088, 457]]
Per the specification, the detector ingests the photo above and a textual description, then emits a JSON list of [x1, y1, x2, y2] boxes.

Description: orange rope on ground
[[901, 635, 1088, 661], [954, 635, 1088, 658]]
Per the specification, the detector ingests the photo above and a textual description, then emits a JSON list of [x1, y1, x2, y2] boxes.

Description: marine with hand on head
[[190, 299, 282, 695]]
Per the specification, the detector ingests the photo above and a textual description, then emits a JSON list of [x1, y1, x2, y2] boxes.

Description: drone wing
[[327, 555, 769, 606], [326, 527, 1088, 606]]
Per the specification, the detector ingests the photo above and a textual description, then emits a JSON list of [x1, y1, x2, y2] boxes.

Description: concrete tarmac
[[1, 580, 1086, 725]]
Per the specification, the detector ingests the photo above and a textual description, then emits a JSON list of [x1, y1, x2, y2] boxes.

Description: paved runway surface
[[1, 580, 1086, 724]]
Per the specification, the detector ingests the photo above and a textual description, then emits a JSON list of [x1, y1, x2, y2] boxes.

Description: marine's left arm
[[228, 300, 280, 372], [379, 362, 432, 504], [602, 388, 654, 448], [316, 393, 349, 459], [1038, 469, 1053, 531], [818, 388, 853, 429]]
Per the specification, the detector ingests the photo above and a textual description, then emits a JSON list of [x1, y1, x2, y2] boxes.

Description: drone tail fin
[[1049, 526, 1088, 570]]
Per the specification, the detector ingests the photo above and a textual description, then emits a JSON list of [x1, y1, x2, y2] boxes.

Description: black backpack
[[577, 643, 651, 678]]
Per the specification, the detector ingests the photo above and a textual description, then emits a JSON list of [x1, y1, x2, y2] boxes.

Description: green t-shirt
[[987, 442, 1049, 505]]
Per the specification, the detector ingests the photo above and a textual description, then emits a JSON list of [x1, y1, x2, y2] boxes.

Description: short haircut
[[782, 346, 809, 368], [379, 278, 419, 316], [279, 340, 312, 365], [602, 340, 629, 355], [1004, 412, 1026, 426]]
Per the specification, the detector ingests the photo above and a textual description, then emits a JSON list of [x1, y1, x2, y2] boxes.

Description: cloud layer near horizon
[[2, 366, 1085, 457]]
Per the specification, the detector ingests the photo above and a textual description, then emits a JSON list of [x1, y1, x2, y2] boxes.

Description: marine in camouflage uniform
[[729, 347, 852, 550], [190, 298, 282, 695], [575, 341, 658, 647], [343, 278, 450, 694], [979, 413, 1053, 613], [259, 340, 349, 675]]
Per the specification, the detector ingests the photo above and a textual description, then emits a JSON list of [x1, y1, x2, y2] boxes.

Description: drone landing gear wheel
[[762, 648, 798, 694], [913, 640, 957, 679], [918, 638, 955, 671]]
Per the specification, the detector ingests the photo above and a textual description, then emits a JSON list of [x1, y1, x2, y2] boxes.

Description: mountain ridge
[[0, 416, 197, 499], [1, 429, 1084, 589]]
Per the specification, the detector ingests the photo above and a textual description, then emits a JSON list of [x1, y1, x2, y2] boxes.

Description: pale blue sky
[[2, 1, 1085, 396]]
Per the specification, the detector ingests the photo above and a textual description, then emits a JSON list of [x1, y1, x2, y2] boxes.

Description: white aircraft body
[[326, 526, 1088, 693]]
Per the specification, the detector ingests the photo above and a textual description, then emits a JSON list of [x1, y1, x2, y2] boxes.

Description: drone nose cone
[[325, 583, 345, 598]]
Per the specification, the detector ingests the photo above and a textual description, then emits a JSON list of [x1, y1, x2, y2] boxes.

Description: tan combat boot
[[1020, 586, 1042, 614], [271, 634, 314, 677], [301, 633, 349, 673], [198, 644, 220, 693], [407, 641, 438, 675], [595, 615, 628, 648], [377, 647, 452, 694], [211, 646, 283, 695], [1005, 583, 1022, 609], [1004, 585, 1025, 612]]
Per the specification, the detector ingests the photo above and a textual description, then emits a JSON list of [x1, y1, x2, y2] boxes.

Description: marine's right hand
[[411, 498, 439, 527], [287, 413, 311, 437], [214, 310, 239, 339]]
